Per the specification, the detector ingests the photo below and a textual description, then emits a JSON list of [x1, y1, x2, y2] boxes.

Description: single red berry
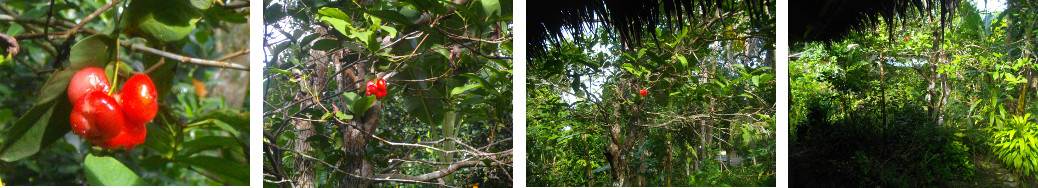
[[366, 80, 379, 96], [376, 78, 387, 91], [70, 91, 125, 143], [99, 122, 146, 151], [377, 89, 387, 98], [116, 74, 158, 125], [639, 89, 648, 96], [68, 67, 111, 103], [375, 79, 388, 98]]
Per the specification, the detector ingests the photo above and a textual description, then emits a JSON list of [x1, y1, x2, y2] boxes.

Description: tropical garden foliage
[[261, 0, 512, 187], [790, 0, 1038, 186], [527, 0, 775, 186], [0, 0, 250, 185]]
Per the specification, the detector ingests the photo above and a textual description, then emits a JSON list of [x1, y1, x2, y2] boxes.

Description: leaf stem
[[110, 60, 120, 95]]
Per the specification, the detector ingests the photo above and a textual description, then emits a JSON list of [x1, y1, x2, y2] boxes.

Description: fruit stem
[[110, 61, 119, 95]]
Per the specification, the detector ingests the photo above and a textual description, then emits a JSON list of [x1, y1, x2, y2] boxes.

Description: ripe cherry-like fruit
[[639, 89, 648, 96], [365, 79, 388, 98], [117, 74, 158, 125], [68, 67, 111, 103], [366, 80, 379, 96], [99, 122, 146, 151], [70, 91, 125, 143], [375, 78, 387, 98]]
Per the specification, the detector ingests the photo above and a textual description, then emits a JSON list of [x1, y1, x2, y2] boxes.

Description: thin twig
[[263, 141, 456, 187], [2, 13, 249, 71], [215, 49, 250, 62], [63, 0, 123, 39], [124, 41, 249, 71]]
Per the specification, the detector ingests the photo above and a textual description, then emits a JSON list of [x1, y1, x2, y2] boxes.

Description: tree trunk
[[876, 54, 887, 132], [292, 119, 315, 188], [636, 149, 646, 186], [606, 101, 630, 186], [664, 139, 673, 186], [606, 137, 628, 186], [291, 36, 334, 187], [337, 54, 381, 188]]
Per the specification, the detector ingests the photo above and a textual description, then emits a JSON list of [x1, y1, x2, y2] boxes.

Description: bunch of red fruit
[[67, 67, 157, 151], [366, 78, 387, 98]]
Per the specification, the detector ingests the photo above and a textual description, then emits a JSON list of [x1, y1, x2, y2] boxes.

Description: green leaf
[[557, 132, 582, 142], [123, 0, 203, 43], [267, 68, 292, 76], [317, 7, 353, 38], [312, 39, 340, 51], [70, 34, 116, 70], [593, 164, 611, 173], [263, 3, 287, 24], [0, 84, 73, 161], [480, 0, 501, 16], [380, 26, 399, 38], [179, 156, 248, 185], [0, 109, 12, 126], [351, 30, 373, 46], [450, 84, 482, 97], [403, 0, 450, 14], [365, 10, 412, 26], [142, 121, 174, 155], [741, 127, 753, 144], [84, 154, 143, 185], [335, 111, 353, 120], [342, 92, 360, 109], [192, 109, 249, 131], [341, 92, 376, 116], [675, 55, 688, 69], [181, 136, 240, 157], [190, 0, 215, 9], [622, 63, 640, 76], [460, 73, 497, 95], [37, 69, 76, 106], [351, 95, 377, 116], [299, 34, 321, 46]]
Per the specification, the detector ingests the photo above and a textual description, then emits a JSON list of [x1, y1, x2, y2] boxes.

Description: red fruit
[[99, 123, 146, 151], [365, 79, 388, 98], [639, 89, 648, 96], [376, 79, 387, 90], [116, 74, 158, 125], [366, 80, 379, 96], [376, 79, 387, 98], [377, 89, 387, 98], [70, 91, 125, 143], [68, 67, 111, 103]]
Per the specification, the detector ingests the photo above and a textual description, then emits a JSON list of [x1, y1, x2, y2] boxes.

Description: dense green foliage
[[790, 1, 1038, 186], [262, 0, 512, 187], [0, 0, 250, 185], [527, 1, 776, 186]]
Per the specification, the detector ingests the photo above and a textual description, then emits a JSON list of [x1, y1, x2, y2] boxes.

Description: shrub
[[990, 114, 1038, 178]]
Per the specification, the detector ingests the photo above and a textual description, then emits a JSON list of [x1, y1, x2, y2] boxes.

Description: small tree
[[0, 0, 249, 185]]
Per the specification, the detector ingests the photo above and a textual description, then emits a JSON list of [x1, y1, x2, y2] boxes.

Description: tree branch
[[63, 0, 122, 39], [123, 40, 249, 70], [1, 13, 250, 71], [373, 158, 511, 183]]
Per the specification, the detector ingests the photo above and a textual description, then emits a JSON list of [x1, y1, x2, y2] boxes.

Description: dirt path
[[948, 156, 1020, 188]]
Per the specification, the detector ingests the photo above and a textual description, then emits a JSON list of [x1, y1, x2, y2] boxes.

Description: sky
[[971, 0, 1007, 12]]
